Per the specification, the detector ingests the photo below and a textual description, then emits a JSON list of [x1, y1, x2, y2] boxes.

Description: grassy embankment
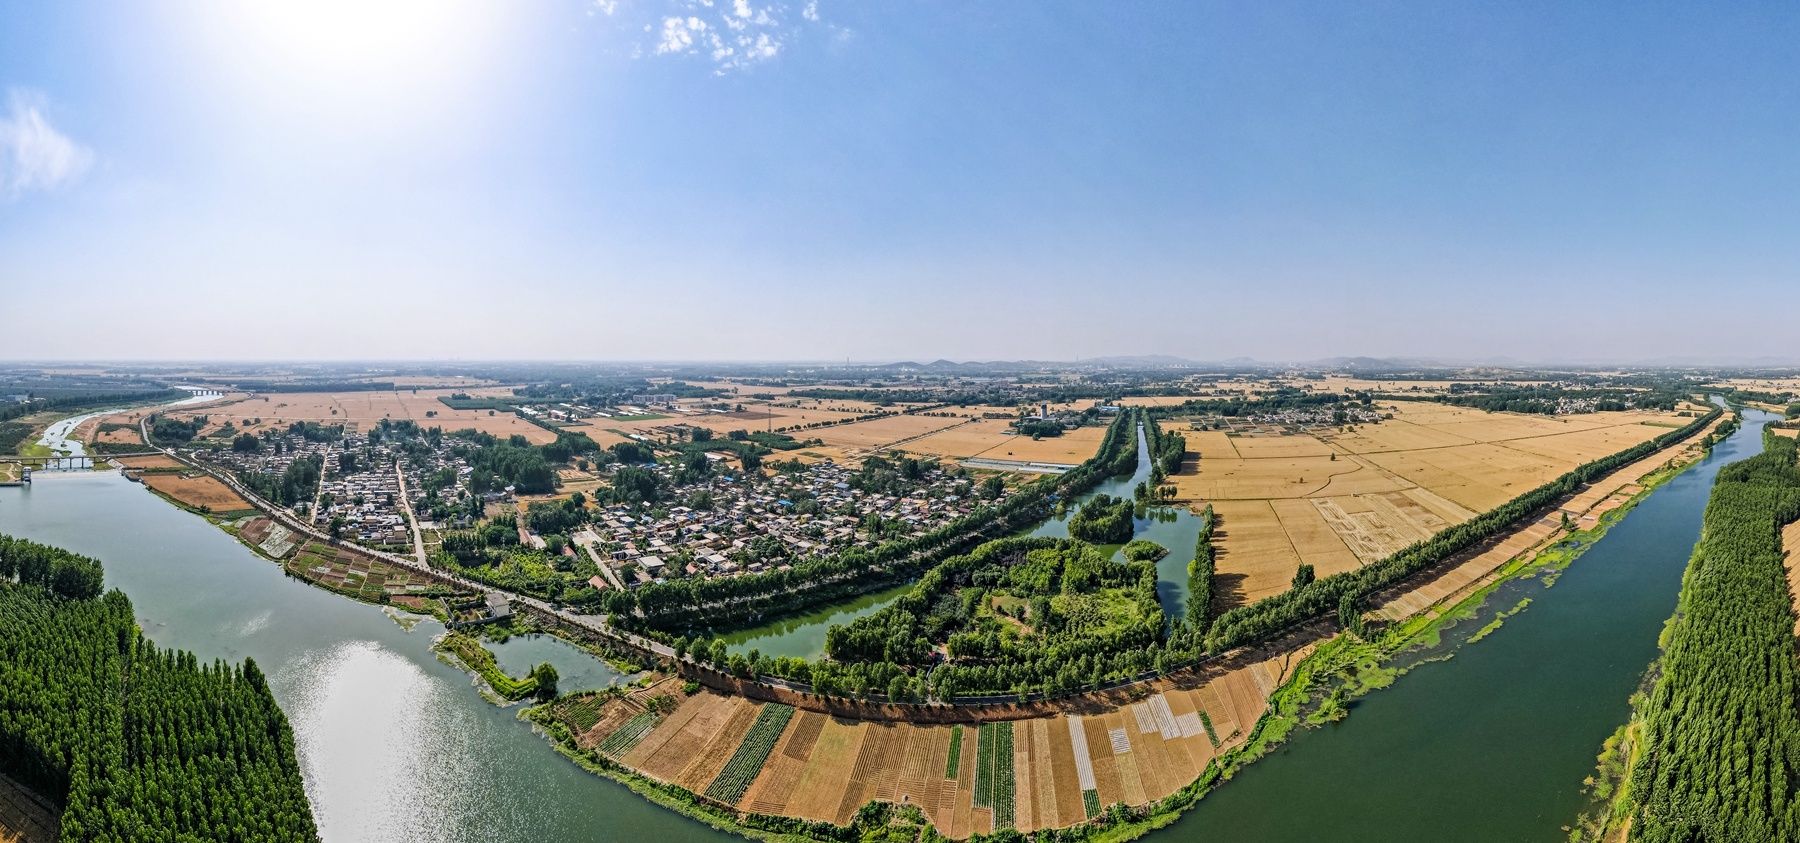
[[435, 632, 539, 701]]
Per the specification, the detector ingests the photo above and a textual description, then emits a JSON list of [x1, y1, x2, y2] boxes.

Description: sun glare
[[192, 0, 509, 126]]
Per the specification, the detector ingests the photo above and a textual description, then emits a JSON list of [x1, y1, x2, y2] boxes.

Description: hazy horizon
[[5, 2, 1800, 361]]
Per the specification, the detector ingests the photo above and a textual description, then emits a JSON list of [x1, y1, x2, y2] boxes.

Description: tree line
[[1617, 430, 1800, 841], [1187, 504, 1216, 632], [0, 533, 317, 841], [0, 388, 185, 427]]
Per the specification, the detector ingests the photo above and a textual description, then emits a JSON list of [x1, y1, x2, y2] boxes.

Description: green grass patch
[[597, 712, 659, 758], [436, 632, 538, 700], [1049, 588, 1149, 638], [704, 703, 795, 804], [973, 721, 1014, 826], [1083, 788, 1101, 818], [973, 723, 996, 808], [945, 726, 963, 778]]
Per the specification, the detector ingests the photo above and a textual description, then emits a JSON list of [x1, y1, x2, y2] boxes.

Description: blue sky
[[2, 1, 1798, 363]]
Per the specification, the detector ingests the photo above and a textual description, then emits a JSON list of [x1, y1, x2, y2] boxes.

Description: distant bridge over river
[[0, 452, 164, 484]]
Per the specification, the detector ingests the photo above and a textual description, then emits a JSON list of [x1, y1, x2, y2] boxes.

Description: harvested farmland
[[170, 388, 555, 444], [1168, 401, 1697, 605], [140, 471, 254, 513], [902, 419, 1108, 464], [812, 414, 965, 451]]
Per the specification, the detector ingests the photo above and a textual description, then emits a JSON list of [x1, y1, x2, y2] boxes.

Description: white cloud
[[0, 89, 90, 199], [616, 1, 828, 74], [656, 15, 710, 54]]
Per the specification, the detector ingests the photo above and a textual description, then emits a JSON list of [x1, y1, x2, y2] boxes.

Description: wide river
[[0, 405, 1759, 841], [0, 471, 734, 843]]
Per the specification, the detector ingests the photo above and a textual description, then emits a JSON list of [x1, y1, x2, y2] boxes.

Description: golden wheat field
[[899, 420, 1108, 464], [1168, 401, 1696, 605], [170, 388, 556, 443]]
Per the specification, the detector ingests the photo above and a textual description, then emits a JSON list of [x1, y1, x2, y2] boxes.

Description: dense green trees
[[1144, 416, 1185, 476], [235, 454, 322, 507], [819, 538, 1163, 698], [0, 535, 105, 600], [1143, 389, 1344, 420], [1068, 495, 1134, 544], [1187, 505, 1216, 631], [1621, 432, 1800, 841], [606, 465, 665, 505], [0, 533, 317, 842], [455, 432, 559, 494], [1429, 382, 1689, 414], [149, 415, 207, 443]]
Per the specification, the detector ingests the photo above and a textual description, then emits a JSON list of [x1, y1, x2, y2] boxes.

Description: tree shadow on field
[[1213, 572, 1248, 613]]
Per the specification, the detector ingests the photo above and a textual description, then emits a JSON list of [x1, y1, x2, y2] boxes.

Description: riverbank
[[12, 399, 1729, 841], [0, 470, 736, 843], [1576, 415, 1799, 842], [541, 407, 1727, 841]]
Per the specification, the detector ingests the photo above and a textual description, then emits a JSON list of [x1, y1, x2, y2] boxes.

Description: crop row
[[990, 722, 1015, 828], [704, 703, 796, 804], [557, 695, 607, 733], [972, 722, 1015, 827], [945, 725, 963, 778], [597, 712, 659, 758]]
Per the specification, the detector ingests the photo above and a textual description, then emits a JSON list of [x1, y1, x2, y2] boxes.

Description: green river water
[[0, 406, 1756, 841], [0, 471, 733, 843]]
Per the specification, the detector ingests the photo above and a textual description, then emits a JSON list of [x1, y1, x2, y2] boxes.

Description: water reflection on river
[[0, 471, 736, 843]]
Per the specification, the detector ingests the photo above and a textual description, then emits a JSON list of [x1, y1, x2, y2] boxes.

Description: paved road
[[395, 460, 428, 566]]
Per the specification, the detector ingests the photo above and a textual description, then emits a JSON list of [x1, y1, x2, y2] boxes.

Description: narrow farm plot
[[704, 703, 796, 804]]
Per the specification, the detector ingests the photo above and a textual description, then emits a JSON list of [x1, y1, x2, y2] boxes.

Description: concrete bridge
[[0, 451, 167, 484]]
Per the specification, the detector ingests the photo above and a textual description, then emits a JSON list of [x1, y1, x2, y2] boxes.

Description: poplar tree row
[[0, 534, 318, 842], [1624, 432, 1800, 841]]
